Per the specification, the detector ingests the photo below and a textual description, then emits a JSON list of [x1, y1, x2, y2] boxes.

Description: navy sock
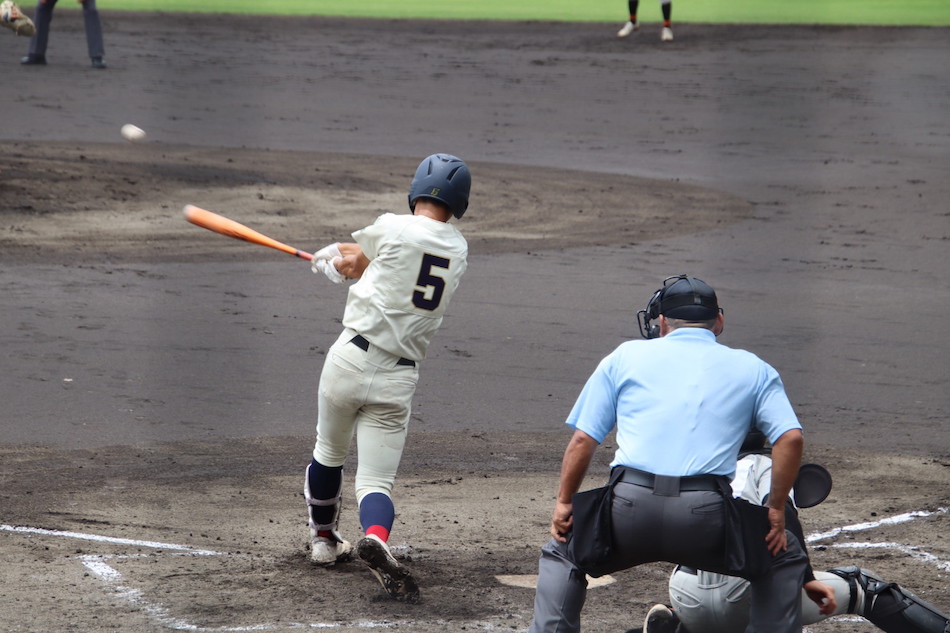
[[307, 458, 342, 530], [359, 492, 395, 541]]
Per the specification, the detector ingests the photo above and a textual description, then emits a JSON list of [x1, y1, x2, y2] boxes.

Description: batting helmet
[[637, 274, 721, 339], [408, 153, 471, 219]]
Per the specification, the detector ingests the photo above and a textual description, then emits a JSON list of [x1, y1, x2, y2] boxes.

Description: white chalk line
[[1, 523, 220, 555], [79, 550, 516, 631], [4, 506, 948, 632], [806, 506, 949, 543], [2, 523, 516, 631], [804, 506, 950, 572], [829, 541, 950, 572]]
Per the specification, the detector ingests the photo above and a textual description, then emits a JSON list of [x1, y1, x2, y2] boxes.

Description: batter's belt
[[349, 334, 415, 367]]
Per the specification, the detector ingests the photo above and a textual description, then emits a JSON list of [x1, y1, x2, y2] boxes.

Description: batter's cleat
[[357, 534, 420, 604], [617, 21, 639, 38], [661, 26, 674, 42], [309, 535, 353, 566], [643, 604, 679, 633]]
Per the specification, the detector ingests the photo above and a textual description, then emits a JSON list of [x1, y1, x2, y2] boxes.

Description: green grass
[[80, 0, 950, 26]]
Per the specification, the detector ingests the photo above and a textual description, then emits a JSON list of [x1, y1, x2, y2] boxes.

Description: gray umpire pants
[[28, 0, 105, 60], [529, 480, 808, 633]]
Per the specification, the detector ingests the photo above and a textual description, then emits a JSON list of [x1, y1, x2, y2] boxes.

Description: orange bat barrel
[[182, 204, 314, 261]]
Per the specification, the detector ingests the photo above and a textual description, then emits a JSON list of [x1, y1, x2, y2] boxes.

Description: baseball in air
[[121, 124, 146, 142]]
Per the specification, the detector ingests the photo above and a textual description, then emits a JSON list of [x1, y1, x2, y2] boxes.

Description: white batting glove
[[311, 242, 342, 262], [312, 257, 346, 284], [311, 242, 346, 283]]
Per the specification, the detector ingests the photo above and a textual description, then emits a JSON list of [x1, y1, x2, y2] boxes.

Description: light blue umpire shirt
[[566, 327, 802, 480]]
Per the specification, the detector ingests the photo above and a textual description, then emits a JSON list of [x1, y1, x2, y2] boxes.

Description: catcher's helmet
[[637, 274, 721, 339], [408, 153, 471, 219]]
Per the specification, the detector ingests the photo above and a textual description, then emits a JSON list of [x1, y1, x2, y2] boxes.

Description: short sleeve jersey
[[342, 213, 468, 361], [565, 328, 802, 480]]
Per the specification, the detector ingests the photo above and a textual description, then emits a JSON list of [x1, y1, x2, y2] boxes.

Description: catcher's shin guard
[[304, 461, 345, 542], [828, 566, 950, 633]]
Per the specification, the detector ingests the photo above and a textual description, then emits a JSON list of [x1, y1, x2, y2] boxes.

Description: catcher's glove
[[1, 1, 35, 37]]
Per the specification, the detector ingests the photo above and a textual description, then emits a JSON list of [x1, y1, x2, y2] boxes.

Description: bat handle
[[294, 249, 315, 261]]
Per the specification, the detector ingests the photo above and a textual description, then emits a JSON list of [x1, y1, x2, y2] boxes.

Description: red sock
[[365, 525, 390, 542]]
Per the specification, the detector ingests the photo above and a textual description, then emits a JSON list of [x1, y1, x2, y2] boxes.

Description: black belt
[[615, 466, 725, 494], [350, 334, 415, 367]]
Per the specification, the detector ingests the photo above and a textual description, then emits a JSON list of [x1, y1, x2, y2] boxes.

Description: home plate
[[495, 574, 616, 589]]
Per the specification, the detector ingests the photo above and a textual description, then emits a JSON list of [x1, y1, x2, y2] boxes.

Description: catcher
[[629, 432, 950, 633], [1, 0, 34, 36]]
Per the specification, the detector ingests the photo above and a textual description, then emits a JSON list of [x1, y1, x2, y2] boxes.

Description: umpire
[[529, 275, 809, 633], [20, 0, 106, 68]]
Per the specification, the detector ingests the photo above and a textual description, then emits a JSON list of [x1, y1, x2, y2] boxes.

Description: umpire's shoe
[[309, 535, 353, 566], [357, 534, 420, 604]]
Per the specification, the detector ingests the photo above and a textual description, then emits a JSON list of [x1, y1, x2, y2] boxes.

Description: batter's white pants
[[312, 329, 419, 504]]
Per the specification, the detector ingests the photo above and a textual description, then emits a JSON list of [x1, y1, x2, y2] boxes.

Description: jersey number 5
[[413, 253, 451, 311]]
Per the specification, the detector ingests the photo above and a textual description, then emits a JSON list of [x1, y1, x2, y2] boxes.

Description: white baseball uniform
[[312, 212, 468, 501], [343, 212, 468, 362]]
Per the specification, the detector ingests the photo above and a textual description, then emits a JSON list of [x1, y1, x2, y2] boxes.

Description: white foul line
[[806, 507, 949, 543], [0, 523, 220, 555], [829, 541, 950, 572], [1, 523, 514, 631], [3, 507, 948, 631], [804, 506, 950, 575]]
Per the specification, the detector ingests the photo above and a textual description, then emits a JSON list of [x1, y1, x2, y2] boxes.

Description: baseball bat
[[182, 204, 314, 261]]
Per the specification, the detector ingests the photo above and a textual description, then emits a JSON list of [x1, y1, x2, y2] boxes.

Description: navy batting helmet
[[408, 154, 471, 219]]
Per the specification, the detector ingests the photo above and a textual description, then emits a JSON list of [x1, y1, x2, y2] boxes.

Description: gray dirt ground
[[1, 13, 948, 633]]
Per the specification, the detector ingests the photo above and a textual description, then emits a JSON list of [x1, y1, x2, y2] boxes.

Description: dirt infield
[[1, 14, 948, 633]]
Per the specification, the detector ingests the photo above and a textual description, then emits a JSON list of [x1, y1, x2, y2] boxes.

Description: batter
[[304, 154, 471, 604]]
